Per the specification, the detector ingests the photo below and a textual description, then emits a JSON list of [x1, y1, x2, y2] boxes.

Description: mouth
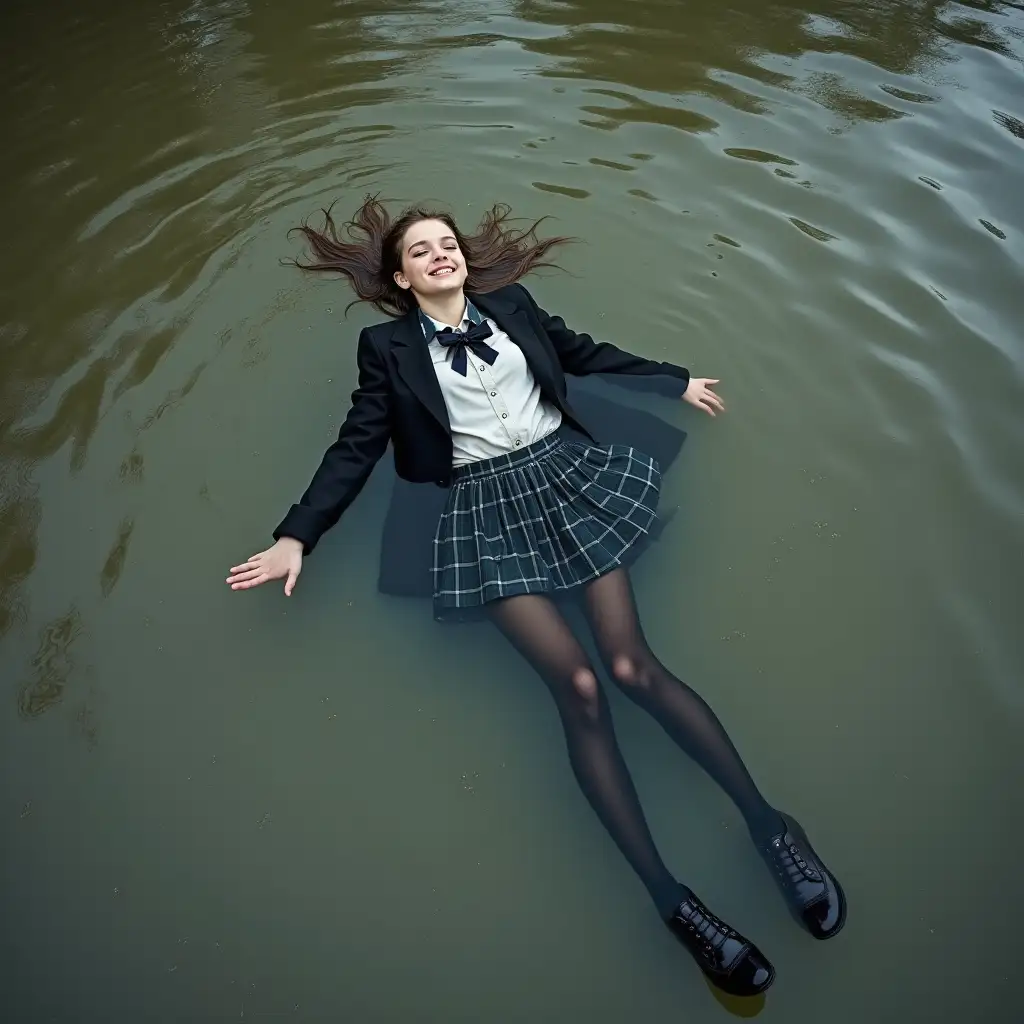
[[428, 266, 455, 277]]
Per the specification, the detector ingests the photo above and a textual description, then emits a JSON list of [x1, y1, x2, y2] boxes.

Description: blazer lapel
[[471, 290, 560, 394], [392, 308, 451, 432], [392, 290, 567, 435]]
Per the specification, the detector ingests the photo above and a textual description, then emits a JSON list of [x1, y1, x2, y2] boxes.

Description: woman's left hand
[[682, 378, 726, 417]]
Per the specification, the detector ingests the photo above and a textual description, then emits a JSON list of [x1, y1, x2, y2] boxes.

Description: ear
[[394, 271, 411, 291]]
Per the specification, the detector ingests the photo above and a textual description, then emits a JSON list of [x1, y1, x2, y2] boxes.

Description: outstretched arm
[[273, 329, 392, 553], [517, 283, 689, 383], [517, 284, 724, 416], [227, 329, 392, 597]]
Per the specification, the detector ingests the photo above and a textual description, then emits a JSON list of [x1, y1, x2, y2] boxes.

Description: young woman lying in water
[[227, 197, 846, 996]]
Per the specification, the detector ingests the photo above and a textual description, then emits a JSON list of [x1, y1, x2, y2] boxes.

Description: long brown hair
[[287, 194, 573, 317]]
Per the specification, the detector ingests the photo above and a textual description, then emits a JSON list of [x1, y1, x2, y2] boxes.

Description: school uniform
[[273, 282, 691, 617]]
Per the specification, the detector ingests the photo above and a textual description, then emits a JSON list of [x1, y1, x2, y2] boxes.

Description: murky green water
[[2, 1, 1023, 1020]]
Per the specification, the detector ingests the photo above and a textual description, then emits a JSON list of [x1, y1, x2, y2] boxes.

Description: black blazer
[[274, 282, 690, 553]]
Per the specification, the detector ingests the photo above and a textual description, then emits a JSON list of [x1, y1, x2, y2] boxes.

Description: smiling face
[[393, 218, 468, 300]]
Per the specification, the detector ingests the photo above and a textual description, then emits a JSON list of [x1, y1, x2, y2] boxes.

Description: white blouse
[[422, 302, 562, 467]]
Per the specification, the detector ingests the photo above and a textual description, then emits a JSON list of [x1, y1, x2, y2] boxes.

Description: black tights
[[488, 568, 781, 919]]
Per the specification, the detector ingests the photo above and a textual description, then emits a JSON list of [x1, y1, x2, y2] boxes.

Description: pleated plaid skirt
[[432, 430, 661, 618]]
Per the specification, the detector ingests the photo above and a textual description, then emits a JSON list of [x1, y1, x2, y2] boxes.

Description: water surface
[[2, 1, 1023, 1020]]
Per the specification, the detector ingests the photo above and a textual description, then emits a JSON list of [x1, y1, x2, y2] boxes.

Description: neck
[[415, 290, 467, 328]]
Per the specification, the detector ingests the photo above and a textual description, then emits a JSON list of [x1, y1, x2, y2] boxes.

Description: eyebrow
[[408, 235, 457, 252]]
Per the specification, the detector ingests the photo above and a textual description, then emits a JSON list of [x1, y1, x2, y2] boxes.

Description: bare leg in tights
[[488, 591, 683, 917], [487, 570, 782, 918], [581, 567, 782, 844]]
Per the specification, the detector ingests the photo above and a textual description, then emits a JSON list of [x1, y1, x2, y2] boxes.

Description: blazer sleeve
[[515, 283, 690, 390], [273, 329, 392, 554]]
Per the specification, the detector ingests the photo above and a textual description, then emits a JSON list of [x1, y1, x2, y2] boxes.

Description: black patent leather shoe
[[666, 889, 775, 997], [761, 813, 846, 940]]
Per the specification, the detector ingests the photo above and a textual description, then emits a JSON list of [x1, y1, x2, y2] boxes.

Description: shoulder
[[362, 317, 401, 341], [359, 314, 412, 351], [505, 281, 534, 305], [348, 320, 394, 369], [478, 281, 538, 311]]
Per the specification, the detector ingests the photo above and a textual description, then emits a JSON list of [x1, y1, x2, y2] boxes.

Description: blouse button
[[479, 364, 485, 371], [490, 391, 496, 397], [501, 413, 507, 419], [514, 439, 522, 446]]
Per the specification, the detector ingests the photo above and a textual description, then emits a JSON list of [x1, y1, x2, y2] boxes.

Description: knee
[[570, 666, 600, 703], [564, 666, 603, 722], [610, 653, 655, 692]]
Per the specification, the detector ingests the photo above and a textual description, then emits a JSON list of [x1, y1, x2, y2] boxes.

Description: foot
[[760, 812, 846, 940], [666, 889, 775, 996]]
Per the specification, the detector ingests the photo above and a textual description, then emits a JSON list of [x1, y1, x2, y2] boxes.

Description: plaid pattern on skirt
[[432, 431, 661, 616]]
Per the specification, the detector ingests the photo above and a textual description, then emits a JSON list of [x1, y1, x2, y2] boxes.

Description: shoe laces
[[770, 834, 822, 886], [678, 900, 734, 960]]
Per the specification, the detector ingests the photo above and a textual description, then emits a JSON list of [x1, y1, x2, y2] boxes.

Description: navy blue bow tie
[[434, 320, 499, 376]]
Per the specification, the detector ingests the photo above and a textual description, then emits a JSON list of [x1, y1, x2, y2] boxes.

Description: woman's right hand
[[227, 537, 304, 596]]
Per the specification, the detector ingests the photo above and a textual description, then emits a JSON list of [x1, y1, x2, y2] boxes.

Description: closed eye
[[410, 246, 458, 262]]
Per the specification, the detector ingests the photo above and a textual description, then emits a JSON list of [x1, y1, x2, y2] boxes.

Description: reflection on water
[[1, 0, 1022, 1020]]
